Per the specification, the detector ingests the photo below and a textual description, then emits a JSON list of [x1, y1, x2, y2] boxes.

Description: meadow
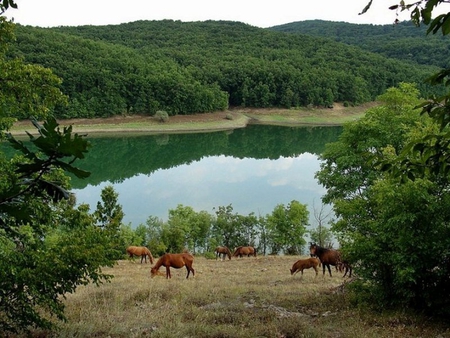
[[24, 255, 450, 337]]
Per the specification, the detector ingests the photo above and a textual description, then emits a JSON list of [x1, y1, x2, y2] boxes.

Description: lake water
[[68, 124, 342, 227]]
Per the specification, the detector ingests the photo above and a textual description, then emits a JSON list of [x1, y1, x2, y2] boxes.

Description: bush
[[154, 110, 169, 123]]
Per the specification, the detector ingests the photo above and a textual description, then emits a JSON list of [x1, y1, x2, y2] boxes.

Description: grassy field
[[22, 255, 450, 338]]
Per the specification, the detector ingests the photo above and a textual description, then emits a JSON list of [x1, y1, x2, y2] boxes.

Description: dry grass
[[21, 255, 450, 338]]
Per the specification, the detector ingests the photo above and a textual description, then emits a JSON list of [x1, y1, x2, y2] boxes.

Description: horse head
[[309, 243, 317, 257], [150, 268, 165, 278]]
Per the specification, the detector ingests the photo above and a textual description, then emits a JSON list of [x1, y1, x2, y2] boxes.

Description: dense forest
[[270, 20, 450, 69], [5, 20, 444, 120]]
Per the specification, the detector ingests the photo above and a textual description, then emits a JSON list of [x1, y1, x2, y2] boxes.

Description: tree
[[94, 185, 124, 229], [309, 201, 334, 248], [360, 2, 450, 180], [0, 5, 118, 333], [266, 200, 309, 255], [340, 1, 450, 315], [316, 81, 450, 315], [0, 117, 119, 334], [162, 204, 211, 254], [145, 215, 166, 256], [211, 204, 245, 250]]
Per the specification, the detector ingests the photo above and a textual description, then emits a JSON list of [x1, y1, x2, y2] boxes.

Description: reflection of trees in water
[[66, 125, 342, 189], [155, 134, 170, 146]]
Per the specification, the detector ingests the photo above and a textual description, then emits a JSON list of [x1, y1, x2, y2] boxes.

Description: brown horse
[[126, 246, 154, 264], [150, 253, 195, 279], [233, 246, 257, 258], [215, 246, 232, 260], [290, 257, 321, 278], [309, 243, 344, 277]]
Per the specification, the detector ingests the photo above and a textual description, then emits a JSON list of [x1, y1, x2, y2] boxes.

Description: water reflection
[[3, 125, 342, 227], [73, 153, 329, 227]]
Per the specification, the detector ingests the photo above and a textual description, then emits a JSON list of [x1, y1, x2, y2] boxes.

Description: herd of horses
[[126, 243, 352, 279], [215, 245, 257, 259]]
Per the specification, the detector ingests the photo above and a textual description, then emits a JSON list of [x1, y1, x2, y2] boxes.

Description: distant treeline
[[270, 20, 450, 69], [6, 20, 444, 120]]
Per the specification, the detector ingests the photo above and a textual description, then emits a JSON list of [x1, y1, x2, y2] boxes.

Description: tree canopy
[[4, 19, 443, 119]]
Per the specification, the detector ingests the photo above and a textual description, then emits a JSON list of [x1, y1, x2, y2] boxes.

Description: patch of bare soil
[[11, 103, 377, 135]]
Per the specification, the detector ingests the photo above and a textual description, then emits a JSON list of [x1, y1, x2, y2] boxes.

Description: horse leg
[[185, 265, 195, 278], [327, 264, 332, 277], [343, 265, 352, 278], [313, 266, 318, 278], [165, 266, 171, 279]]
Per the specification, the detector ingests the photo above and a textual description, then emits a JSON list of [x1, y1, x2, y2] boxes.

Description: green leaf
[[359, 0, 373, 15], [442, 13, 450, 35]]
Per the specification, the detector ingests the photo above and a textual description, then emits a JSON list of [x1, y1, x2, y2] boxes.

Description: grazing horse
[[215, 246, 232, 260], [150, 253, 195, 279], [309, 243, 343, 277], [233, 246, 257, 258], [126, 246, 154, 264], [290, 257, 321, 278]]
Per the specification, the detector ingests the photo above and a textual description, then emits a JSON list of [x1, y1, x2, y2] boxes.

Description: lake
[[68, 124, 342, 227]]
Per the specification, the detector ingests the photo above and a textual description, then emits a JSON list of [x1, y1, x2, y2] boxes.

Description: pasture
[[29, 256, 449, 337]]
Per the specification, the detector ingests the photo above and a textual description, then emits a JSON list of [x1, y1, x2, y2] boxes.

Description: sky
[[5, 0, 417, 28], [73, 154, 328, 227]]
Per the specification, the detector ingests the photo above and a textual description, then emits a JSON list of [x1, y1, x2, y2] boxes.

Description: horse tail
[[253, 247, 257, 257]]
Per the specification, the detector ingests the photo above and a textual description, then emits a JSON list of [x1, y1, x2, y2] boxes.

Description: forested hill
[[6, 20, 442, 120], [269, 20, 450, 69]]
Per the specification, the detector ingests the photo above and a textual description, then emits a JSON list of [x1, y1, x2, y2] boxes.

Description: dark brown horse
[[233, 246, 257, 258], [290, 257, 321, 278], [309, 243, 344, 277], [215, 246, 232, 260], [150, 253, 195, 279], [126, 246, 154, 264]]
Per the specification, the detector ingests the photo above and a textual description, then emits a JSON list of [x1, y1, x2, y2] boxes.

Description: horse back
[[162, 253, 193, 268], [320, 249, 340, 265], [233, 246, 243, 256]]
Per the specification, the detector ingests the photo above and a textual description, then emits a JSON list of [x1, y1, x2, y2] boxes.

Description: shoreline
[[8, 104, 373, 137]]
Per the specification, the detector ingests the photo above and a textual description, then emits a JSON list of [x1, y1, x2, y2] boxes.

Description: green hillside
[[270, 20, 450, 68], [6, 20, 442, 120]]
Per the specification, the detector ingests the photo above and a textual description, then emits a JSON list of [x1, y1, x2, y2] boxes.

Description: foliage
[[271, 20, 450, 70], [266, 200, 309, 255], [145, 215, 167, 256], [0, 6, 119, 334], [154, 110, 169, 122], [4, 20, 441, 119], [0, 118, 119, 334], [211, 204, 247, 250], [317, 79, 450, 315], [161, 204, 212, 254]]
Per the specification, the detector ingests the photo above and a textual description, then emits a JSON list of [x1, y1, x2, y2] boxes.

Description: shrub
[[154, 110, 169, 123]]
